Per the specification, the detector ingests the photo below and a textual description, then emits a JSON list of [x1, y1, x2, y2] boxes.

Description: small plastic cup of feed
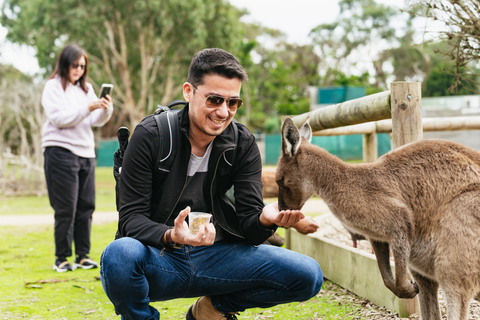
[[188, 212, 212, 235]]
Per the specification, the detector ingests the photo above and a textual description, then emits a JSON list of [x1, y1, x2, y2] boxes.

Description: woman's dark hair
[[49, 44, 89, 93], [187, 48, 248, 87]]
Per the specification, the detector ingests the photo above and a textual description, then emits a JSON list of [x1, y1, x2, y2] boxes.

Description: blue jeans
[[100, 237, 323, 320]]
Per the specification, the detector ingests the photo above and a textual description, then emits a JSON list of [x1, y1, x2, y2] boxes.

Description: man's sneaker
[[53, 258, 73, 272], [73, 255, 98, 270], [267, 232, 285, 247], [186, 296, 239, 320]]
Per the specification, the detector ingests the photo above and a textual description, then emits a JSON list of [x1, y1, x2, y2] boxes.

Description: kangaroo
[[276, 118, 480, 320]]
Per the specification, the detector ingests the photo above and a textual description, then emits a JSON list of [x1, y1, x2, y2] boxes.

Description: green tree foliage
[[384, 17, 430, 84], [243, 43, 320, 132], [235, 21, 321, 132], [409, 0, 480, 93], [0, 63, 46, 194], [310, 0, 400, 86], [1, 0, 244, 136], [0, 63, 32, 82], [421, 42, 477, 96], [0, 64, 42, 155], [309, 0, 422, 90], [423, 60, 475, 96], [328, 71, 383, 96]]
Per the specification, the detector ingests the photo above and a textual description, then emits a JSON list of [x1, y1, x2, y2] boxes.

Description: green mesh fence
[[96, 139, 118, 167], [317, 86, 365, 104], [264, 133, 391, 165], [96, 133, 392, 167]]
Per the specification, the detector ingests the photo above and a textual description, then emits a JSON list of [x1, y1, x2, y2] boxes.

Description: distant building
[[422, 95, 480, 152], [422, 95, 480, 117]]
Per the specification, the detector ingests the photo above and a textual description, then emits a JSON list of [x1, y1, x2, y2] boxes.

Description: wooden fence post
[[390, 81, 422, 317], [285, 228, 291, 250], [390, 82, 423, 148], [363, 133, 377, 163]]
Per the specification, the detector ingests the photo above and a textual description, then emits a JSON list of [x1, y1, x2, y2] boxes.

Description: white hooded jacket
[[41, 75, 113, 158]]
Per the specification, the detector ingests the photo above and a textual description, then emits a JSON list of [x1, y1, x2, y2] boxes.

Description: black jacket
[[116, 104, 276, 250]]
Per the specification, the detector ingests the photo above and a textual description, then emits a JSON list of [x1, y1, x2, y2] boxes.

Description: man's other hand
[[171, 206, 216, 246]]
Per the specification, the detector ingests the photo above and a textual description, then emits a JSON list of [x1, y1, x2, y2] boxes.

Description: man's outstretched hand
[[259, 201, 305, 228], [292, 215, 319, 234]]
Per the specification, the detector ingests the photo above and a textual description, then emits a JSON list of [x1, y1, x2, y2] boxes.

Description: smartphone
[[99, 84, 113, 99]]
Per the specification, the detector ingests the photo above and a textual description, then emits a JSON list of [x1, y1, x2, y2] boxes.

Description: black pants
[[44, 147, 95, 259]]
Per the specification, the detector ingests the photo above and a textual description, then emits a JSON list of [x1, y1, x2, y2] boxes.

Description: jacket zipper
[[210, 147, 245, 239], [163, 148, 191, 224], [161, 140, 243, 240]]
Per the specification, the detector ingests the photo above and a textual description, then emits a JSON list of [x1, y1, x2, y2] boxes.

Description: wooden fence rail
[[312, 116, 480, 136], [291, 90, 392, 130]]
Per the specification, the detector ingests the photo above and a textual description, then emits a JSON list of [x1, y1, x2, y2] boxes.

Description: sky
[[0, 0, 407, 75], [229, 0, 342, 45]]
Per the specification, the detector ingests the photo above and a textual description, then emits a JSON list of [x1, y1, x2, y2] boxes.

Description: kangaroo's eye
[[276, 178, 284, 187]]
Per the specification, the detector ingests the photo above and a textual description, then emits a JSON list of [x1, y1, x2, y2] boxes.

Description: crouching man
[[100, 48, 323, 320]]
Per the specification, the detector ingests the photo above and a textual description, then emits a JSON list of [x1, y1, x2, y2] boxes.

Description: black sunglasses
[[71, 63, 86, 70], [192, 84, 243, 111]]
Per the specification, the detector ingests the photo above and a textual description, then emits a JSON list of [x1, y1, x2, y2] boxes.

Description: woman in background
[[41, 44, 113, 272]]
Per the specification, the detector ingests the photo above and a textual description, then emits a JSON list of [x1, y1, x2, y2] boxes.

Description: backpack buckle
[[155, 105, 170, 114]]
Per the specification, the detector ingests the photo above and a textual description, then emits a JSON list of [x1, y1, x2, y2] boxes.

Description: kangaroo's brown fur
[[276, 118, 480, 320]]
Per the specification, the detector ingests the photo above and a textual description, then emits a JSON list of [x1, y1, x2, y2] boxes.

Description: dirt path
[[0, 199, 331, 226], [0, 211, 118, 226]]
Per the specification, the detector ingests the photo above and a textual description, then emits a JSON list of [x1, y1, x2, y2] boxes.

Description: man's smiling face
[[184, 73, 242, 141]]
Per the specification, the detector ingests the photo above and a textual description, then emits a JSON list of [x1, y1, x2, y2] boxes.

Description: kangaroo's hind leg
[[436, 191, 480, 320], [441, 287, 472, 320], [410, 270, 441, 320]]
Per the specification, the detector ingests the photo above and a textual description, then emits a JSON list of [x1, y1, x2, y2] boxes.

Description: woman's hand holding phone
[[89, 84, 113, 112]]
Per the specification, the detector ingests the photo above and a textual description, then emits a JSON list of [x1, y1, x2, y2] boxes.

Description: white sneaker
[[73, 256, 98, 270]]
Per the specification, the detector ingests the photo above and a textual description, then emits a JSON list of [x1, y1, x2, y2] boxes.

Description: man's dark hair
[[187, 48, 248, 86]]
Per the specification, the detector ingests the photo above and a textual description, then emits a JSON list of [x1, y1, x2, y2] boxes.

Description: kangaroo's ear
[[281, 118, 301, 157], [299, 118, 312, 143]]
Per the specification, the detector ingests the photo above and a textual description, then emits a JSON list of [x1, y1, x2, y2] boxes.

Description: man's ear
[[183, 82, 193, 102]]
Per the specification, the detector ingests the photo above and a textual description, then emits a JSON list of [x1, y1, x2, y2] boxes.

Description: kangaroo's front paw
[[396, 281, 419, 299]]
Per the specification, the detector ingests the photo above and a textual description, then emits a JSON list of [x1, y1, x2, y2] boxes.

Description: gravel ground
[[314, 213, 480, 319]]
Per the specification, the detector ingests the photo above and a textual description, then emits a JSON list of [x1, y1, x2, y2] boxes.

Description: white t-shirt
[[41, 75, 113, 158]]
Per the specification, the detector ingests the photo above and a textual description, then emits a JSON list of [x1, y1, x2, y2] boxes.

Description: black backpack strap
[[155, 100, 187, 114], [166, 100, 187, 109], [153, 100, 186, 172], [154, 111, 178, 172], [114, 100, 186, 212]]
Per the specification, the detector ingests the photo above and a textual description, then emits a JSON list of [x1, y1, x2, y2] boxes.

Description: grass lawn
[[0, 221, 367, 319], [0, 166, 375, 319]]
